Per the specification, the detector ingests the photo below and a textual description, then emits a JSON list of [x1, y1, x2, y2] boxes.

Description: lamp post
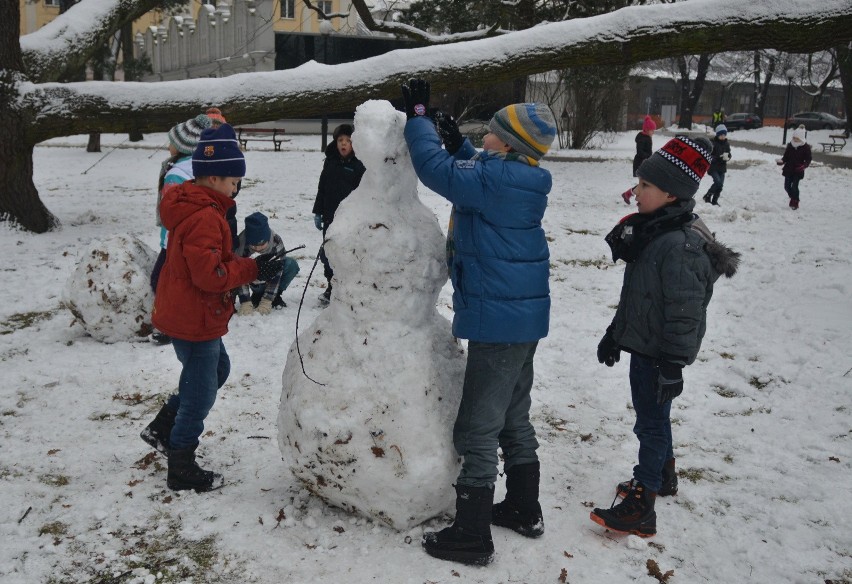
[[781, 68, 796, 145], [319, 18, 334, 151]]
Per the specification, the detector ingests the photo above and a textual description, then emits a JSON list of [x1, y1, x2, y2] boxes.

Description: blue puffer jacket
[[404, 116, 552, 343]]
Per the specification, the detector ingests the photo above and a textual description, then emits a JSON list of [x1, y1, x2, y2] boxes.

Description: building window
[[44, 0, 60, 6], [317, 1, 332, 16], [281, 0, 295, 19]]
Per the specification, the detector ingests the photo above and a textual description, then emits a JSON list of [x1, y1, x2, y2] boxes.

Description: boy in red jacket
[[144, 123, 283, 492]]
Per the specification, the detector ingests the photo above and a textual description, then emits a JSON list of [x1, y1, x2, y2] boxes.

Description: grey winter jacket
[[608, 200, 739, 365]]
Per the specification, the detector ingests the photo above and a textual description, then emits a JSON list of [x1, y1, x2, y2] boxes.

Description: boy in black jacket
[[312, 124, 366, 303], [702, 124, 732, 205]]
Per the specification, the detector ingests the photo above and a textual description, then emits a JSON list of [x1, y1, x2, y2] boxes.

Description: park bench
[[818, 134, 846, 153], [234, 127, 288, 151]]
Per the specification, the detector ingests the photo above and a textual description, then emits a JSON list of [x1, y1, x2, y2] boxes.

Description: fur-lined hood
[[690, 218, 740, 278]]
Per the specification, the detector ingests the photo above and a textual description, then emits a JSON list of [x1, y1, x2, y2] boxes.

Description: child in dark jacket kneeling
[[592, 136, 740, 537], [402, 79, 556, 566]]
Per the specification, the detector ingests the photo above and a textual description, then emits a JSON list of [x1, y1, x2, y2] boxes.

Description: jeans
[[784, 175, 801, 201], [167, 338, 230, 450], [629, 353, 673, 493], [453, 341, 540, 488], [707, 169, 725, 197]]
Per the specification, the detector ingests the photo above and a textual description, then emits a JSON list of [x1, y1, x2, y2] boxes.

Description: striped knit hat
[[192, 123, 246, 178], [168, 114, 212, 155], [636, 135, 712, 200], [489, 103, 557, 160]]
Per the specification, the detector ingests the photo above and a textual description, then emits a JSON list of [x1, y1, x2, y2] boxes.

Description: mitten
[[596, 326, 621, 367], [433, 110, 464, 155], [255, 254, 284, 282], [775, 158, 784, 165], [314, 214, 323, 231], [656, 361, 684, 404], [238, 301, 254, 316], [621, 187, 634, 205], [256, 297, 273, 315], [401, 78, 430, 120], [721, 152, 731, 161]]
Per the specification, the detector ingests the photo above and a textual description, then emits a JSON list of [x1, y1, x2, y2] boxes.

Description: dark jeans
[[167, 338, 230, 450], [453, 341, 540, 488], [707, 169, 725, 197], [150, 248, 167, 293], [629, 353, 673, 493], [784, 175, 802, 201]]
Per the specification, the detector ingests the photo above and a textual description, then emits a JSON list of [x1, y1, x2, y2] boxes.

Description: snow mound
[[278, 100, 466, 530], [62, 234, 157, 343]]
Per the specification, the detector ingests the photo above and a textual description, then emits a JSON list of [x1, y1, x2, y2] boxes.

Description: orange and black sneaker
[[591, 481, 657, 537]]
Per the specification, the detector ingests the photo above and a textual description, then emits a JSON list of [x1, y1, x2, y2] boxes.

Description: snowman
[[277, 100, 465, 530]]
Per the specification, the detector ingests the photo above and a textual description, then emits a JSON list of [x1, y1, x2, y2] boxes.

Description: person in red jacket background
[[142, 123, 283, 492]]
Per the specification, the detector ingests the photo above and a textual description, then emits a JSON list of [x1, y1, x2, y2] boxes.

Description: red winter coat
[[152, 182, 258, 341]]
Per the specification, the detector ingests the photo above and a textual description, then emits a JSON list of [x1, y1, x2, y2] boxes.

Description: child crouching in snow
[[234, 212, 300, 315], [592, 136, 740, 537], [402, 79, 556, 566]]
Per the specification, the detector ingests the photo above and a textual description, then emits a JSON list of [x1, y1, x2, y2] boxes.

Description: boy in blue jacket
[[402, 79, 556, 566]]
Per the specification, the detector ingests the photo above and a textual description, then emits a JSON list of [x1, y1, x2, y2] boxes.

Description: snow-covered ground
[[1, 126, 850, 583]]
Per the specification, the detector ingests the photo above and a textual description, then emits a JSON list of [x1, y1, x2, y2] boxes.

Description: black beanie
[[332, 124, 354, 140], [636, 135, 712, 199]]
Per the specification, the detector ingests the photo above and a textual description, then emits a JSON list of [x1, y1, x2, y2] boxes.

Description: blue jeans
[[707, 169, 725, 197], [784, 175, 801, 201], [167, 338, 230, 450], [629, 353, 673, 493], [453, 341, 540, 488]]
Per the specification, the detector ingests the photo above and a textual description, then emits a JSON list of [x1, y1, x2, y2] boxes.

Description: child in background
[[403, 79, 556, 566], [145, 124, 283, 492], [593, 136, 739, 537], [149, 113, 213, 344], [703, 124, 732, 205], [312, 123, 366, 304], [624, 116, 655, 204], [777, 126, 812, 210], [234, 212, 300, 315]]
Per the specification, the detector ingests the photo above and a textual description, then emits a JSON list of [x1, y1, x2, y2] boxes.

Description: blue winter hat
[[489, 103, 557, 160], [244, 212, 271, 246], [715, 124, 728, 136], [192, 123, 246, 178]]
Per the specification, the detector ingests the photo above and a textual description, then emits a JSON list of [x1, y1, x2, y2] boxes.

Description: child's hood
[[159, 182, 235, 231], [690, 218, 740, 278]]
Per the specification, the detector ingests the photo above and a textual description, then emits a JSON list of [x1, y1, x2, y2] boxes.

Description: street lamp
[[781, 68, 796, 145], [319, 19, 334, 151]]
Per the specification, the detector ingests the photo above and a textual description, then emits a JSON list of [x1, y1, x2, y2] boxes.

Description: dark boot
[[702, 192, 712, 203], [790, 198, 799, 210], [250, 288, 263, 308], [271, 294, 286, 309], [616, 458, 677, 498], [492, 461, 544, 538], [140, 403, 176, 455], [590, 481, 657, 537], [167, 445, 224, 492], [319, 282, 332, 304], [423, 485, 495, 565], [711, 193, 720, 205]]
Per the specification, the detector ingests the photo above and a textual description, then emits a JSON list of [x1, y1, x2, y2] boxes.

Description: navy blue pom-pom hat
[[192, 123, 246, 178], [244, 212, 271, 246]]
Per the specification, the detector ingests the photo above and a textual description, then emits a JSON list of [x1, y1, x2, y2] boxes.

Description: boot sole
[[423, 546, 494, 566], [589, 511, 656, 537], [167, 478, 224, 493]]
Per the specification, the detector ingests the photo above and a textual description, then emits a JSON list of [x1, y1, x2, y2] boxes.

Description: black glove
[[656, 361, 684, 404], [597, 326, 620, 367], [433, 110, 464, 155], [255, 253, 284, 282], [401, 78, 430, 120]]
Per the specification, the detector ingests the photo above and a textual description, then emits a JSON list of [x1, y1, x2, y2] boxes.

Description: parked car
[[786, 112, 847, 131], [724, 113, 762, 130]]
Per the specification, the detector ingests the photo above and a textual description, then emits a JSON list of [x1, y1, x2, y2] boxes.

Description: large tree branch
[[18, 0, 852, 142], [20, 0, 164, 83]]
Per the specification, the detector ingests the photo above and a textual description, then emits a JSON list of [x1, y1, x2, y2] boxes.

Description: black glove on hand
[[433, 110, 464, 155], [401, 78, 430, 120], [656, 361, 684, 404], [255, 253, 284, 282], [596, 327, 621, 367]]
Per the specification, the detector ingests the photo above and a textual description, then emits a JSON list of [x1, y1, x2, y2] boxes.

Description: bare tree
[[5, 0, 852, 232]]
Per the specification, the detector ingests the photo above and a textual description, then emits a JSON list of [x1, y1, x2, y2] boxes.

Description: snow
[[1, 119, 851, 583]]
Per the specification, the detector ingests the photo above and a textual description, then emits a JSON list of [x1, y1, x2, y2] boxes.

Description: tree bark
[[676, 54, 712, 128], [837, 44, 852, 136]]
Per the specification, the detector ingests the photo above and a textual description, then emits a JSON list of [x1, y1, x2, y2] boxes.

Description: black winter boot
[[250, 288, 263, 308], [702, 192, 712, 203], [616, 458, 677, 498], [423, 485, 495, 565], [140, 403, 176, 455], [711, 193, 720, 205], [492, 461, 544, 538], [591, 481, 657, 537], [167, 445, 224, 492]]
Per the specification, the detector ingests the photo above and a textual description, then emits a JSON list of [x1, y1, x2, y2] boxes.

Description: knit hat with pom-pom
[[168, 114, 213, 155], [636, 135, 713, 200]]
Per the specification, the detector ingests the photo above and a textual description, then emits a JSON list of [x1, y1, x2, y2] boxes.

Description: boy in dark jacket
[[402, 79, 556, 566], [312, 123, 366, 303], [593, 136, 740, 537], [777, 127, 812, 210], [702, 124, 732, 205], [144, 124, 283, 492]]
